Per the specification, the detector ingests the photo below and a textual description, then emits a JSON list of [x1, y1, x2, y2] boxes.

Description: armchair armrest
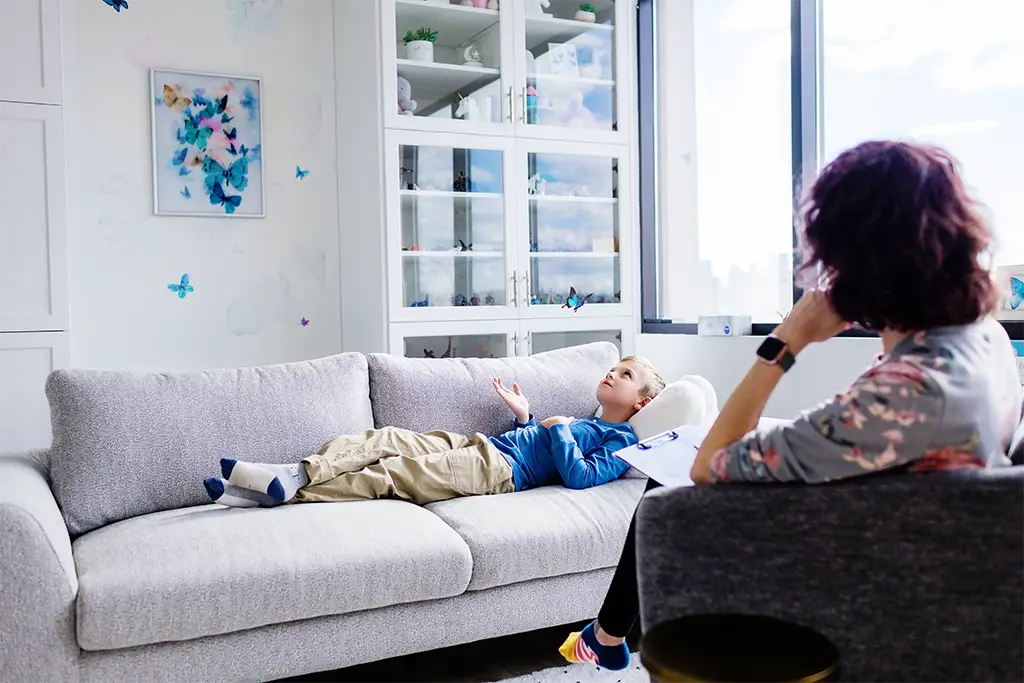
[[636, 469, 1024, 682], [0, 454, 79, 681]]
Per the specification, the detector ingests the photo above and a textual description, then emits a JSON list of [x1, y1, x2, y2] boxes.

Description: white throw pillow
[[621, 375, 718, 478]]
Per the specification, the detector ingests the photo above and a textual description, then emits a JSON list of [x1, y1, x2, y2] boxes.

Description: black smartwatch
[[756, 335, 796, 372]]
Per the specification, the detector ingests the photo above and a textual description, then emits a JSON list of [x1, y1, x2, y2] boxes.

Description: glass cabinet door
[[528, 329, 622, 355], [522, 149, 621, 313], [387, 0, 510, 129], [517, 0, 620, 135], [391, 138, 515, 318], [404, 332, 511, 359]]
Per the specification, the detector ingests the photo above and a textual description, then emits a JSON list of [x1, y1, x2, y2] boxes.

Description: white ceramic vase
[[406, 40, 434, 62], [575, 9, 596, 22]]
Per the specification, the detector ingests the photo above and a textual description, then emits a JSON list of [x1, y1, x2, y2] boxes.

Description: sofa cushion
[[367, 342, 620, 437], [73, 500, 473, 651], [426, 478, 646, 591], [48, 353, 374, 535]]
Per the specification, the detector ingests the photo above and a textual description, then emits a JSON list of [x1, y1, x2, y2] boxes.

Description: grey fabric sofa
[[0, 342, 646, 683], [636, 465, 1024, 682]]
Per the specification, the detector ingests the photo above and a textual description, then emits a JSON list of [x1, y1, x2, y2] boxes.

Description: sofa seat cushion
[[73, 501, 472, 651], [426, 478, 646, 591], [48, 353, 374, 535]]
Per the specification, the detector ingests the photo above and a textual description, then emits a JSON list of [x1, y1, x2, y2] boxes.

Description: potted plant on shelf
[[403, 28, 439, 63], [575, 3, 596, 22]]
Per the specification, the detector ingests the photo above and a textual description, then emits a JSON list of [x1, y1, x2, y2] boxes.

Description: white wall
[[635, 334, 881, 417], [61, 0, 341, 371]]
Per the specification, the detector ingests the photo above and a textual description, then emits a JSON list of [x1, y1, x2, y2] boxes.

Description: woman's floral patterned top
[[711, 317, 1023, 483]]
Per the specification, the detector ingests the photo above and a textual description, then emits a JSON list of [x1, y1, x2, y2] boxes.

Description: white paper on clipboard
[[614, 424, 708, 487]]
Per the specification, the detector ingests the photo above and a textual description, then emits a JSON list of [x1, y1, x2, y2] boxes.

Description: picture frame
[[996, 264, 1024, 321], [547, 42, 580, 78], [150, 68, 266, 217]]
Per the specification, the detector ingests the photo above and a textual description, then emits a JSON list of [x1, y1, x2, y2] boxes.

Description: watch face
[[758, 336, 786, 361]]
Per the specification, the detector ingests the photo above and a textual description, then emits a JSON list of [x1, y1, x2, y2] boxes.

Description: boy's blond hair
[[620, 355, 666, 399]]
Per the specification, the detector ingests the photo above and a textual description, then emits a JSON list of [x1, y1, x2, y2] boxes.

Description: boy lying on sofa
[[202, 355, 666, 507]]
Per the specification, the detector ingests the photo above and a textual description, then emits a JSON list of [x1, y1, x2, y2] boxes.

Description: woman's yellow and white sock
[[558, 620, 629, 671]]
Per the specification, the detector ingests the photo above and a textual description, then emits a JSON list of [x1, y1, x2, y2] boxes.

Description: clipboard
[[615, 424, 707, 487]]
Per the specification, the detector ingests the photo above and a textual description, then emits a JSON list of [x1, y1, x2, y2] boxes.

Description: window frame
[[635, 0, 1024, 341]]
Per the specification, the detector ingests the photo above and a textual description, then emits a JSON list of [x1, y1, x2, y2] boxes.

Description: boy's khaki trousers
[[293, 426, 516, 505]]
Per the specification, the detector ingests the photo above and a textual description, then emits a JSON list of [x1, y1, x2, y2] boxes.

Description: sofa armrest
[[0, 454, 79, 681], [636, 469, 1024, 682]]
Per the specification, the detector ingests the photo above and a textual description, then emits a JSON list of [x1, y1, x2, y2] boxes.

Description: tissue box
[[697, 315, 752, 336]]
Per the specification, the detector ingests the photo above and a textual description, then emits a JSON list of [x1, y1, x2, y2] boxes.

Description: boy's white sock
[[220, 458, 309, 503], [203, 477, 279, 507]]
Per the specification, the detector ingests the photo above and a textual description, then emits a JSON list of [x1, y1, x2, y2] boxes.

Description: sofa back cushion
[[368, 342, 620, 436], [47, 353, 373, 535]]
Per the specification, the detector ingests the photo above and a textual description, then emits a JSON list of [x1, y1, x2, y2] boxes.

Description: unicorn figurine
[[454, 94, 482, 121], [524, 0, 550, 16]]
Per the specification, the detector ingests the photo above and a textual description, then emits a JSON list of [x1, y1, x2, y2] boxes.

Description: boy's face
[[596, 360, 649, 410]]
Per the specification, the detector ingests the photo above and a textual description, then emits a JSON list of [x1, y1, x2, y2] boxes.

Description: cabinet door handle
[[521, 272, 530, 305], [526, 331, 533, 356], [512, 333, 519, 355], [510, 270, 519, 306], [519, 87, 526, 123], [505, 86, 513, 122]]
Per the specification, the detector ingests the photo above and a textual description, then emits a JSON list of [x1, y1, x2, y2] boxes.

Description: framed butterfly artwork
[[996, 265, 1024, 322], [150, 68, 265, 217]]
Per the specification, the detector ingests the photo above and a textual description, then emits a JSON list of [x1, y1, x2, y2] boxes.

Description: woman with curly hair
[[560, 140, 1023, 671]]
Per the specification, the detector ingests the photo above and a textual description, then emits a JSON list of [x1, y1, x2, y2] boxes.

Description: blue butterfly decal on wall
[[168, 273, 194, 298], [295, 166, 310, 180], [410, 294, 429, 307], [209, 182, 242, 214], [221, 113, 234, 124], [1011, 276, 1024, 310], [224, 127, 238, 141], [199, 95, 228, 119], [179, 166, 192, 177], [183, 114, 213, 150], [180, 186, 191, 199], [101, 0, 128, 12], [203, 156, 249, 192], [171, 148, 188, 166], [562, 286, 592, 312]]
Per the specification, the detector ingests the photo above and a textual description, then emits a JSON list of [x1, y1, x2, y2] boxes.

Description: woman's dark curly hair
[[798, 140, 998, 332]]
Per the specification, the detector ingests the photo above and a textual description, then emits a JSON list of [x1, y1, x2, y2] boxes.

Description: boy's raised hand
[[492, 377, 530, 424]]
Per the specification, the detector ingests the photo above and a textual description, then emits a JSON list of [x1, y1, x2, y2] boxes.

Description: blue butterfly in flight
[[295, 166, 310, 180], [168, 273, 194, 299], [1010, 276, 1024, 310], [562, 286, 592, 312], [101, 0, 128, 11]]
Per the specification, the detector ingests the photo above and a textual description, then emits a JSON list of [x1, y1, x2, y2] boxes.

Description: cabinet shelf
[[528, 194, 617, 203], [531, 73, 616, 88], [529, 252, 619, 258], [394, 1, 500, 47], [396, 60, 500, 114], [400, 189, 503, 199], [402, 250, 504, 257], [524, 15, 614, 47]]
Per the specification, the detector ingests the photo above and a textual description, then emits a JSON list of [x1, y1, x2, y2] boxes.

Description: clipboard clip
[[637, 430, 678, 450]]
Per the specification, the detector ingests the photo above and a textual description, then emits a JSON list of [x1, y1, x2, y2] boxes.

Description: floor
[[279, 621, 642, 683]]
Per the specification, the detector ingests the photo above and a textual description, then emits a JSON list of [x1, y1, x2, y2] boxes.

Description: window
[[640, 0, 1024, 334]]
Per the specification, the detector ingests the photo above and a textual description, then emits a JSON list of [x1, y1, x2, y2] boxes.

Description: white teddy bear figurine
[[397, 76, 417, 116], [524, 0, 550, 16]]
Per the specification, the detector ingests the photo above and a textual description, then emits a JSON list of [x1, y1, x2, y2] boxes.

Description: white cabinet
[[0, 332, 68, 453], [381, 0, 630, 144], [0, 102, 68, 332], [0, 0, 62, 105]]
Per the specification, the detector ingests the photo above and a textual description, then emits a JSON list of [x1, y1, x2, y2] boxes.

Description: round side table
[[640, 614, 841, 682]]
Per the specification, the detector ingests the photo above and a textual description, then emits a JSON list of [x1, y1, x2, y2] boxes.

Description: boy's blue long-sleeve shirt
[[488, 416, 637, 491]]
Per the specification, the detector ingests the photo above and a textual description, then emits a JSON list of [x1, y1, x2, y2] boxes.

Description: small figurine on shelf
[[524, 0, 550, 16], [452, 172, 470, 192], [487, 0, 499, 8], [484, 293, 495, 305], [423, 349, 436, 358], [455, 94, 482, 121], [575, 3, 597, 22], [441, 337, 455, 358], [457, 239, 473, 252], [470, 294, 481, 306], [462, 45, 482, 67], [452, 293, 468, 306], [530, 293, 542, 305], [397, 77, 417, 116], [527, 173, 547, 195], [411, 294, 429, 307], [525, 85, 538, 124], [410, 245, 422, 251]]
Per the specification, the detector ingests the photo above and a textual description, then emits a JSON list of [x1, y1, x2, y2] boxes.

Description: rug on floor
[[504, 654, 648, 683]]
